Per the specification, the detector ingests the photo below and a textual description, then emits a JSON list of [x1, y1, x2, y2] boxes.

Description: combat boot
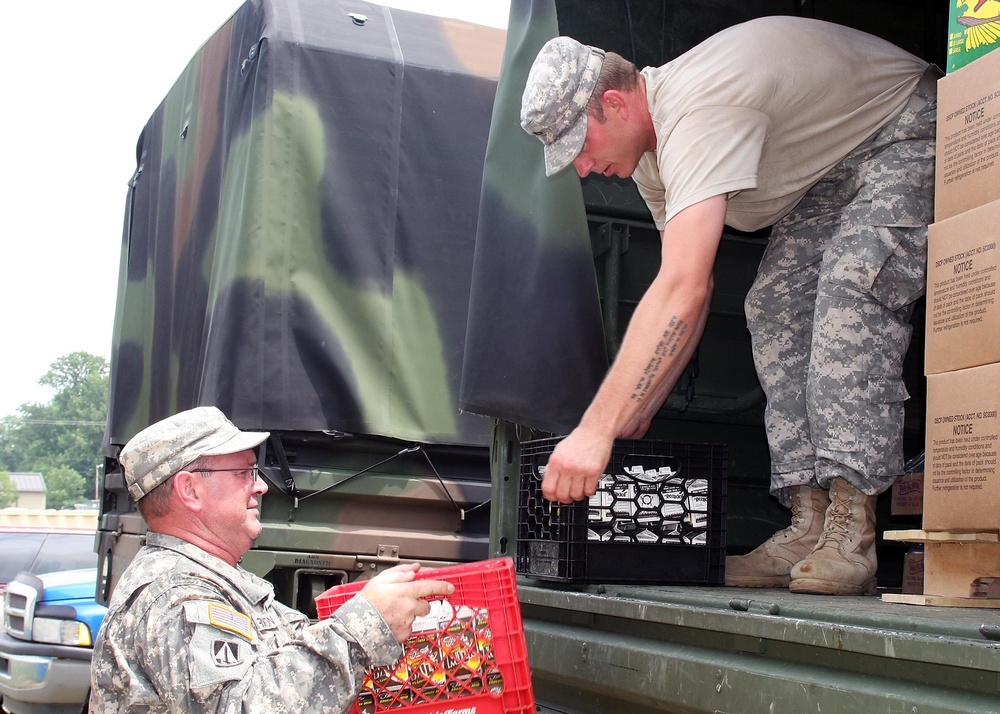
[[725, 485, 829, 588], [789, 477, 878, 595]]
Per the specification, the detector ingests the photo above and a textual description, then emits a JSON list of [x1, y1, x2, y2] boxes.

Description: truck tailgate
[[519, 581, 1000, 713]]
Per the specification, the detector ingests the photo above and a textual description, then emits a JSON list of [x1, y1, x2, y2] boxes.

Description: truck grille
[[3, 580, 38, 639]]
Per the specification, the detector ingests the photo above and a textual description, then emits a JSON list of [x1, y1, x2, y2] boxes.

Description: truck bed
[[519, 580, 1000, 713], [490, 421, 1000, 713]]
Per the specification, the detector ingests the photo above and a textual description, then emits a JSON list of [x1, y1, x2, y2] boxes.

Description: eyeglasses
[[192, 465, 263, 484]]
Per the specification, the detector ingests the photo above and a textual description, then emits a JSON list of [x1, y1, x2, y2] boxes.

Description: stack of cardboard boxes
[[884, 31, 1000, 606]]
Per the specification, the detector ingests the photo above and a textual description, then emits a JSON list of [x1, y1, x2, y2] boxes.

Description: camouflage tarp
[[105, 0, 505, 449], [460, 0, 609, 435]]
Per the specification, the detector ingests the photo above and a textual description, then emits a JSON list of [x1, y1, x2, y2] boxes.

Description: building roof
[[10, 473, 46, 493]]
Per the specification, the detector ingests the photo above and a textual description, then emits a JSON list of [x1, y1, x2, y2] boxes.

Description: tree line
[[0, 352, 109, 510]]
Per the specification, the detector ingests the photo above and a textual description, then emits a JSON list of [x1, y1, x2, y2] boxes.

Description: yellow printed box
[[949, 1, 1000, 73]]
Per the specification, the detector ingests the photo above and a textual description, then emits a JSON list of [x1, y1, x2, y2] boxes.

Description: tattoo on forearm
[[631, 316, 688, 401]]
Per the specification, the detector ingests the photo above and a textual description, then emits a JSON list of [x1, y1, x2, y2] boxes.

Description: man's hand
[[360, 563, 455, 643], [541, 428, 614, 503]]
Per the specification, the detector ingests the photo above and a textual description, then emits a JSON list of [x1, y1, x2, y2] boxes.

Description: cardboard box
[[925, 199, 1000, 375], [924, 363, 1000, 532], [935, 48, 1000, 221], [948, 3, 1000, 73]]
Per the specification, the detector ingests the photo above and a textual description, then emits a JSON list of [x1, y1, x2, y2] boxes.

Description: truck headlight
[[30, 617, 93, 647]]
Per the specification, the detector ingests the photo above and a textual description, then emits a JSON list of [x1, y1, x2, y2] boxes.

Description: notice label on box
[[938, 102, 1000, 193], [928, 245, 998, 334], [925, 364, 1000, 531], [926, 201, 1000, 374], [927, 414, 998, 491], [936, 50, 1000, 220]]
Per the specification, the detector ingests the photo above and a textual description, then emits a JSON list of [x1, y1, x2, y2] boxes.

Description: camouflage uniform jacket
[[90, 532, 401, 713]]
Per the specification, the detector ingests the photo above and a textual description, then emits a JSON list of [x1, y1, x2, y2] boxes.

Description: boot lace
[[778, 490, 810, 539], [787, 505, 806, 533], [817, 488, 852, 547]]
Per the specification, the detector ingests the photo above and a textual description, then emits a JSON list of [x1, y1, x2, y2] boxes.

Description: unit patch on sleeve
[[184, 601, 256, 687], [212, 638, 247, 667]]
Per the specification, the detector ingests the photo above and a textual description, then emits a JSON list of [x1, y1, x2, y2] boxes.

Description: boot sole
[[724, 575, 791, 588], [788, 577, 877, 596]]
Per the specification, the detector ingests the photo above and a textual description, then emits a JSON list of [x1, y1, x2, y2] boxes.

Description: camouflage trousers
[[745, 69, 939, 507]]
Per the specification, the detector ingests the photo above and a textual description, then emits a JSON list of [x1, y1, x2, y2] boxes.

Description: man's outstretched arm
[[542, 194, 728, 503]]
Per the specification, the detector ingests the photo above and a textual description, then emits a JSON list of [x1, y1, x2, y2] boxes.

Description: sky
[[0, 0, 509, 419]]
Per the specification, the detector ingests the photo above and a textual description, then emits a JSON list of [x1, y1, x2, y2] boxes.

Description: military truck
[[97, 0, 1000, 712], [96, 0, 505, 617], [461, 0, 1000, 711]]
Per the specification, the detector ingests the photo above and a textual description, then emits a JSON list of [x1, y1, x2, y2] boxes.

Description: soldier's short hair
[[587, 52, 640, 122]]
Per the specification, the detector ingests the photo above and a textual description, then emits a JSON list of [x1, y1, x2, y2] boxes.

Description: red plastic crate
[[315, 557, 535, 714]]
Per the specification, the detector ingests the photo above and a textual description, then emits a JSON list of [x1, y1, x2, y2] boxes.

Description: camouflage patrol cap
[[120, 406, 269, 501], [520, 36, 605, 177]]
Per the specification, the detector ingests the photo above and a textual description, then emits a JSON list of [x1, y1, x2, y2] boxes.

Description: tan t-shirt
[[632, 16, 928, 233]]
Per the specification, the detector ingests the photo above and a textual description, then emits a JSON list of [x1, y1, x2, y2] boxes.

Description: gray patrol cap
[[120, 406, 269, 501], [520, 36, 605, 177]]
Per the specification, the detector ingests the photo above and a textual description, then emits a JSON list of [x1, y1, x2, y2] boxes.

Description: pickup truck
[[96, 0, 1000, 712], [0, 568, 106, 714], [0, 524, 98, 596]]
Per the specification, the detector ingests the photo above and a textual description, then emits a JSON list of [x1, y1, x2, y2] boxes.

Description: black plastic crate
[[517, 437, 727, 584]]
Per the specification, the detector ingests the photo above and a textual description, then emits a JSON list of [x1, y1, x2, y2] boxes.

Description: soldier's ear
[[602, 90, 628, 118], [173, 470, 208, 512]]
